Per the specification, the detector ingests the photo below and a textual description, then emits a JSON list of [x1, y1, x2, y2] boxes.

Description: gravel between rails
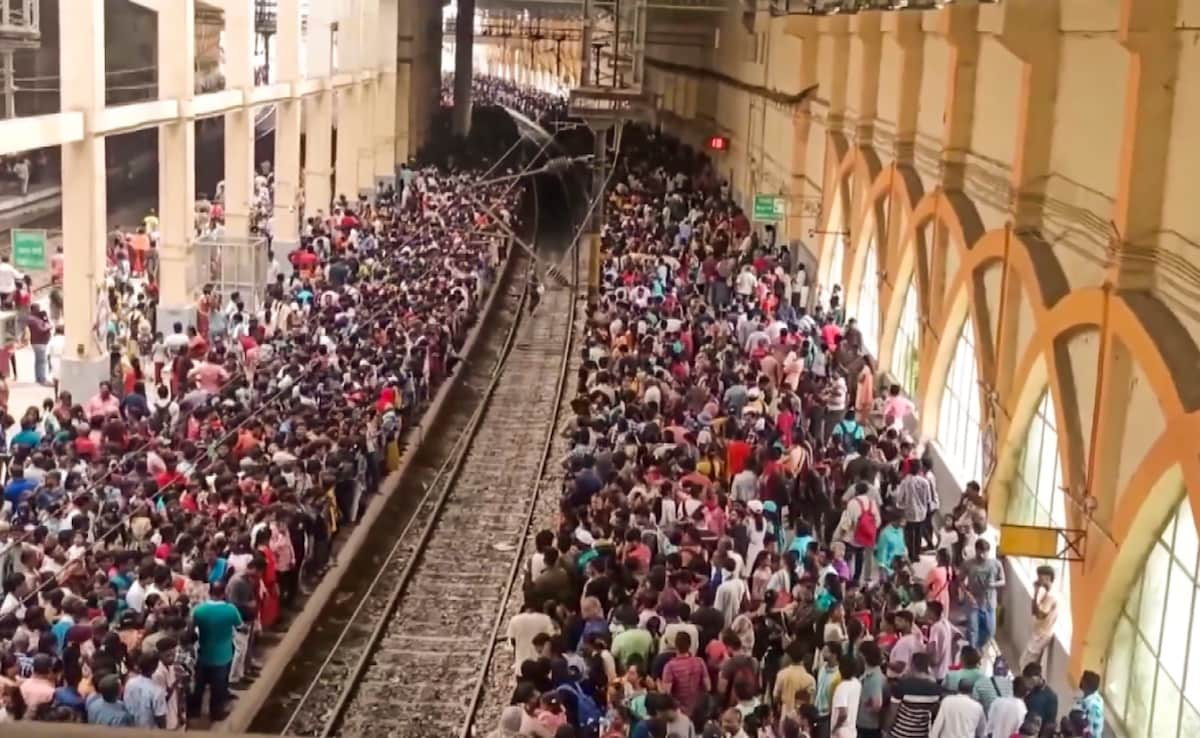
[[321, 281, 576, 738], [470, 300, 586, 736]]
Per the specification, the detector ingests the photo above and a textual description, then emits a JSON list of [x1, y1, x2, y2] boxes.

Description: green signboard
[[753, 193, 786, 222], [11, 229, 46, 270]]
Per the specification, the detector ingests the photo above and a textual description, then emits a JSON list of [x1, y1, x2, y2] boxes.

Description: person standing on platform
[[26, 303, 52, 387], [189, 581, 242, 721], [1021, 565, 1060, 669]]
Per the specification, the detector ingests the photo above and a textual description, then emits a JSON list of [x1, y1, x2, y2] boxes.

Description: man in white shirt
[[831, 655, 862, 737], [0, 572, 27, 619], [505, 603, 556, 674], [1021, 565, 1060, 669], [927, 601, 956, 681], [0, 257, 21, 307], [986, 675, 1029, 738], [714, 560, 748, 627], [931, 681, 986, 738]]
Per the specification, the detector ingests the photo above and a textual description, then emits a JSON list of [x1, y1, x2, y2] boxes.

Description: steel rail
[[284, 155, 551, 737], [457, 170, 583, 738], [276, 251, 532, 734], [307, 257, 536, 738]]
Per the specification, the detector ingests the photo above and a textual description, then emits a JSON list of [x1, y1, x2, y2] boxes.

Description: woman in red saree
[[253, 527, 281, 629]]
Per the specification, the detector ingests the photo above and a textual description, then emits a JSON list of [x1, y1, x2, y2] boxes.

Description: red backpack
[[852, 496, 879, 548]]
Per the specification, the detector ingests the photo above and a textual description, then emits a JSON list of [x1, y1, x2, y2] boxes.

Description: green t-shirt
[[611, 628, 655, 671], [193, 600, 243, 667], [943, 666, 985, 694]]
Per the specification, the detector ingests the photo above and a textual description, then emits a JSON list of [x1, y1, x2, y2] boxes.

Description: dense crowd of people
[[0, 107, 523, 726], [444, 73, 570, 127], [496, 105, 1102, 738]]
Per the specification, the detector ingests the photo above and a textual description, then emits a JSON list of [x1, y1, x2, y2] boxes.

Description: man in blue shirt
[[3, 467, 37, 506], [124, 652, 169, 728], [86, 674, 135, 727], [1076, 669, 1104, 738], [9, 420, 41, 451]]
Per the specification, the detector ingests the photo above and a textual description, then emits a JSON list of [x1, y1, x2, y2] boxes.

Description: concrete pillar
[[223, 0, 256, 239], [355, 0, 378, 196], [305, 0, 335, 214], [59, 0, 109, 401], [274, 0, 304, 273], [156, 0, 199, 333], [408, 0, 441, 159], [1109, 0, 1180, 290], [848, 13, 882, 146], [395, 59, 412, 166], [882, 13, 923, 163], [374, 0, 400, 184], [937, 4, 981, 192], [334, 0, 362, 201], [992, 0, 1061, 231], [452, 0, 475, 137]]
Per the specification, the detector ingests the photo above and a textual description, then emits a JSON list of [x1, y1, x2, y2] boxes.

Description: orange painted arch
[[821, 141, 1200, 677]]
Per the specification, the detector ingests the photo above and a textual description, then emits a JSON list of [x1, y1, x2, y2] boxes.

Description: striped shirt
[[891, 675, 942, 738], [661, 653, 710, 716]]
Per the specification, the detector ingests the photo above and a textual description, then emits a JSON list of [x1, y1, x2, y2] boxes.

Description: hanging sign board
[[752, 194, 786, 223], [11, 229, 47, 270], [568, 87, 652, 126]]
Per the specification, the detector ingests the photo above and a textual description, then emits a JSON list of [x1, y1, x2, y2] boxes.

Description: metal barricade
[[192, 233, 271, 310]]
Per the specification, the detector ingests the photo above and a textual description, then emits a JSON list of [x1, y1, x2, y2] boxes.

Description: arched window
[[857, 243, 880, 359], [936, 317, 984, 484], [1104, 496, 1200, 738], [1005, 390, 1072, 644], [890, 282, 920, 397]]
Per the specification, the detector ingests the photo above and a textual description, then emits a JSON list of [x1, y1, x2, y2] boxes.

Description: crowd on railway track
[[495, 119, 1101, 738], [0, 123, 521, 726]]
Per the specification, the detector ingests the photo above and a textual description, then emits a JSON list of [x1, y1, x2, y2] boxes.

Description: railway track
[[277, 247, 579, 737]]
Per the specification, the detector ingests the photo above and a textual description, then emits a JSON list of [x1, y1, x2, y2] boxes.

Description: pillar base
[[271, 239, 300, 280], [157, 303, 198, 336], [60, 355, 109, 407]]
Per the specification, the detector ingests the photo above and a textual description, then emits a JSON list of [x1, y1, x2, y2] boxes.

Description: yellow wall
[[647, 0, 1200, 697]]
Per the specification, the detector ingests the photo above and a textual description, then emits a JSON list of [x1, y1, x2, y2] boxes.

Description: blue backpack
[[555, 682, 604, 735]]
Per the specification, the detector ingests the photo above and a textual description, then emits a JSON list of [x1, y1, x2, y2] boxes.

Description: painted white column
[[375, 0, 400, 181], [304, 0, 335, 215], [156, 0, 199, 333], [273, 0, 304, 273], [356, 0, 379, 194], [222, 0, 256, 240], [59, 0, 108, 401], [334, 0, 361, 201]]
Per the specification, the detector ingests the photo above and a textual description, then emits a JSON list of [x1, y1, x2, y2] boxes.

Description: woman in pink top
[[189, 357, 230, 394], [882, 383, 915, 429], [925, 548, 954, 614]]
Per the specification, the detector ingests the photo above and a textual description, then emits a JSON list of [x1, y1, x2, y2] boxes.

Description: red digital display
[[707, 135, 729, 151]]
